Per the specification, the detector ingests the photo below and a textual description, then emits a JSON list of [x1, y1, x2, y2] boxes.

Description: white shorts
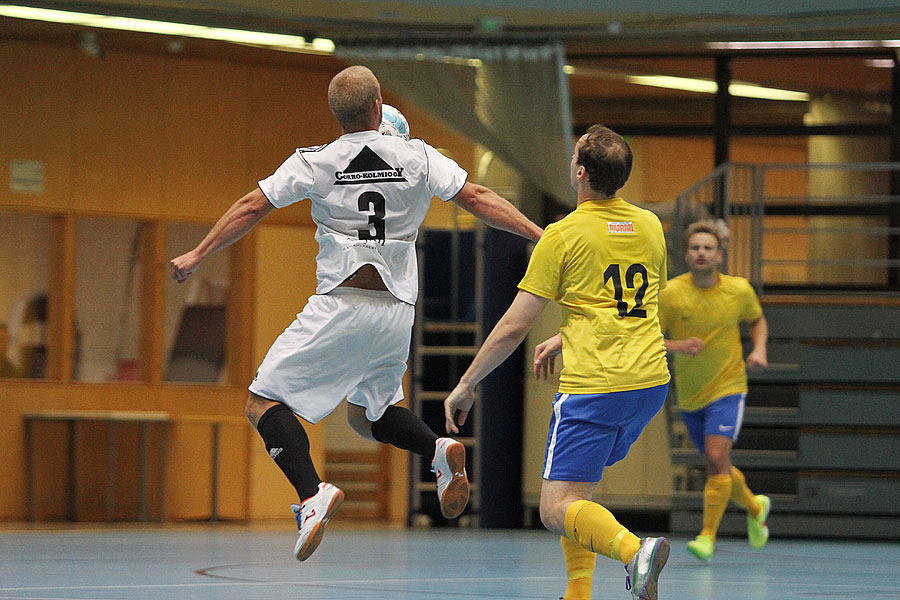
[[248, 288, 414, 424]]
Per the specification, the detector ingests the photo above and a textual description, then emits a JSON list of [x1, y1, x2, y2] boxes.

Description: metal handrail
[[669, 161, 900, 294]]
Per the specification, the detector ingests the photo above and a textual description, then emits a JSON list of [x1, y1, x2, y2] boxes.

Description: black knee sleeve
[[256, 404, 320, 500], [370, 405, 439, 460]]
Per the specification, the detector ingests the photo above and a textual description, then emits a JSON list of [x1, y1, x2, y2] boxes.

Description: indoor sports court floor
[[1, 525, 898, 599]]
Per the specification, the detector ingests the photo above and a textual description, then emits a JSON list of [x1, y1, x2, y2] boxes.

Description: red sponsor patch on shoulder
[[608, 221, 634, 233]]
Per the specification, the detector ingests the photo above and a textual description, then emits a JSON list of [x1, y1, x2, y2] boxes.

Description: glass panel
[[729, 144, 897, 289], [731, 136, 808, 166], [761, 215, 810, 285], [74, 217, 143, 382], [165, 223, 231, 384], [764, 215, 891, 287], [732, 135, 891, 199], [0, 210, 51, 379], [731, 55, 892, 126], [568, 57, 716, 126], [731, 137, 810, 203], [803, 151, 894, 288], [620, 136, 715, 212]]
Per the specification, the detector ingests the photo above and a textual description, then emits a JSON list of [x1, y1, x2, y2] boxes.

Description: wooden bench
[[23, 410, 170, 522]]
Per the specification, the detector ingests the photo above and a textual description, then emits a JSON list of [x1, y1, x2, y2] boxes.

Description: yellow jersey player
[[658, 220, 771, 562], [445, 125, 671, 600]]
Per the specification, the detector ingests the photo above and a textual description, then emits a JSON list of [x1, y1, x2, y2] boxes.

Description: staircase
[[667, 162, 900, 539], [670, 299, 900, 539]]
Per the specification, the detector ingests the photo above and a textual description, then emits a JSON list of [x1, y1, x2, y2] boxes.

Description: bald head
[[328, 66, 382, 133]]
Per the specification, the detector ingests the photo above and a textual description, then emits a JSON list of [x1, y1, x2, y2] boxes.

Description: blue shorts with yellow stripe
[[542, 383, 668, 482]]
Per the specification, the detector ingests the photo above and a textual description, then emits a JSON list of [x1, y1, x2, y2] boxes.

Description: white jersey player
[[258, 132, 466, 305], [170, 65, 542, 562]]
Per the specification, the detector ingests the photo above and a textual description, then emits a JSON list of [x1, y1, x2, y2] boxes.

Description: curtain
[[336, 42, 576, 207]]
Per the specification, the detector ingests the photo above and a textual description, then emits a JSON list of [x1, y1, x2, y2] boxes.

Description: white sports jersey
[[259, 130, 468, 304]]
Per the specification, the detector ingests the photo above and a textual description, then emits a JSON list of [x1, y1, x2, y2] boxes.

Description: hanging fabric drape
[[336, 42, 576, 207]]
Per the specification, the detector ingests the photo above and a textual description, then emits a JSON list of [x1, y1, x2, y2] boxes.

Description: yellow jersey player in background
[[658, 220, 771, 562], [445, 125, 671, 600]]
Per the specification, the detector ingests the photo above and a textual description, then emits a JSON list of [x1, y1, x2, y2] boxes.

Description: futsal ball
[[380, 104, 410, 140]]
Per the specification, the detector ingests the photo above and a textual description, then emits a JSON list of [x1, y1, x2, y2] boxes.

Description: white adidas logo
[[269, 447, 283, 460]]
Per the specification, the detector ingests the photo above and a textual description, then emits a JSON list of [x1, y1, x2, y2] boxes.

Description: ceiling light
[[0, 4, 334, 54], [628, 75, 809, 101], [412, 51, 481, 67], [865, 58, 895, 68], [708, 40, 900, 50], [626, 74, 718, 94], [77, 30, 102, 58], [727, 83, 809, 101], [567, 66, 809, 102]]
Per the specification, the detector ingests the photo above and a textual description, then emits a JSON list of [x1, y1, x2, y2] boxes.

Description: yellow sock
[[560, 535, 595, 600], [730, 466, 761, 517], [699, 474, 733, 540], [563, 499, 641, 564]]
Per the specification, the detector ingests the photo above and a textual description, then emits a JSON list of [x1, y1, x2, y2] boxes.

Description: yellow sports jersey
[[658, 273, 763, 411], [518, 198, 670, 394]]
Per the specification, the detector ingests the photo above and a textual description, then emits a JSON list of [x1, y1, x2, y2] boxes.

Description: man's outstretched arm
[[451, 182, 543, 243], [170, 187, 275, 283], [444, 290, 549, 433]]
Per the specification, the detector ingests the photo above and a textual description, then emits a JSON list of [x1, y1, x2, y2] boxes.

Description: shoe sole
[[294, 488, 344, 562], [439, 442, 469, 519], [636, 538, 670, 600]]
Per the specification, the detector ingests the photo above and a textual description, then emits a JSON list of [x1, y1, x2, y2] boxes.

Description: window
[[731, 55, 892, 126], [569, 57, 716, 127], [0, 210, 51, 379], [74, 217, 144, 382], [164, 223, 231, 384]]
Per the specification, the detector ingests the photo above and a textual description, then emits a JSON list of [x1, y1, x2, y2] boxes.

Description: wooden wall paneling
[[214, 418, 252, 520], [245, 65, 337, 228], [247, 65, 339, 172], [1, 379, 250, 521], [70, 50, 170, 216], [162, 58, 254, 220], [140, 220, 166, 383], [0, 41, 78, 209], [174, 415, 253, 520], [226, 235, 256, 387], [46, 214, 75, 381]]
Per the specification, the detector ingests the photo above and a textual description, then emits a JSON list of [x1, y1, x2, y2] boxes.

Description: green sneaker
[[748, 494, 771, 549], [686, 534, 714, 562]]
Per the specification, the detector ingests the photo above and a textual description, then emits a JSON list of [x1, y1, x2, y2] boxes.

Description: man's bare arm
[[171, 187, 275, 283], [451, 182, 543, 243], [444, 290, 549, 433], [746, 315, 768, 370]]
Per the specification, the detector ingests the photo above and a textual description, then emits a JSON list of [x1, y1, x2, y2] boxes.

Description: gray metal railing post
[[751, 164, 765, 293]]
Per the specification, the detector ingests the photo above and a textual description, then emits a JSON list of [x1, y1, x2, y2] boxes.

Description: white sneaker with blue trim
[[291, 482, 344, 561]]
